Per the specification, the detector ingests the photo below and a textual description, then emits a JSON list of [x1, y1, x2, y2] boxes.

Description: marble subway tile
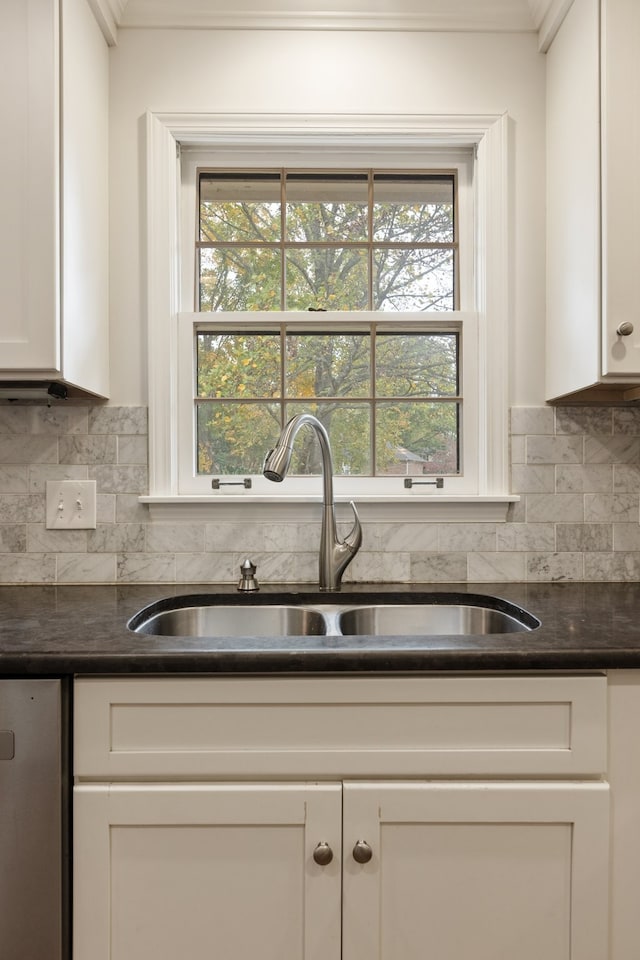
[[24, 406, 88, 435], [206, 523, 265, 553], [27, 525, 88, 553], [613, 523, 640, 551], [117, 553, 176, 582], [436, 523, 496, 552], [584, 494, 639, 522], [97, 495, 116, 524], [0, 466, 28, 493], [510, 407, 555, 436], [89, 464, 148, 494], [347, 551, 411, 583], [526, 553, 584, 581], [526, 436, 583, 464], [28, 464, 88, 492], [496, 523, 555, 551], [555, 464, 612, 493], [613, 408, 640, 435], [410, 552, 467, 582], [555, 407, 613, 435], [613, 463, 640, 491], [526, 494, 584, 523], [246, 551, 318, 583], [510, 464, 555, 494], [116, 494, 150, 523], [584, 552, 640, 581], [0, 525, 26, 553], [88, 524, 146, 553], [0, 495, 29, 523], [556, 523, 612, 552], [145, 523, 204, 554], [176, 552, 236, 583], [117, 436, 148, 464], [59, 435, 117, 465], [584, 436, 640, 464], [467, 552, 526, 581], [0, 407, 30, 433], [262, 523, 320, 553], [57, 553, 116, 583], [0, 436, 58, 463], [0, 554, 56, 583], [510, 435, 526, 464], [371, 523, 438, 553], [89, 406, 147, 435]]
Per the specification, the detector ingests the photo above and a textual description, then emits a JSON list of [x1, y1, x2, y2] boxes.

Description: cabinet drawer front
[[74, 675, 607, 779]]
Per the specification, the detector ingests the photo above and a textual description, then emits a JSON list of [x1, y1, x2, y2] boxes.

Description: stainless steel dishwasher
[[0, 678, 69, 959]]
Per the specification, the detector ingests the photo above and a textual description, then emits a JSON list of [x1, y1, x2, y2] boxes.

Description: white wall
[[108, 28, 546, 406]]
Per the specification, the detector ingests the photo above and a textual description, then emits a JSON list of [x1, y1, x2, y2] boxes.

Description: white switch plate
[[46, 480, 97, 529]]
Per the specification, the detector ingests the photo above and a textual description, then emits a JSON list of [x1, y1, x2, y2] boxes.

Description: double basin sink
[[128, 593, 540, 640]]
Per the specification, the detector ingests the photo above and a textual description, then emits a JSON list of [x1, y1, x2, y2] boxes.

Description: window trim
[[143, 111, 514, 520]]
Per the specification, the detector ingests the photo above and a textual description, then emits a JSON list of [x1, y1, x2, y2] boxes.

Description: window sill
[[140, 495, 518, 523]]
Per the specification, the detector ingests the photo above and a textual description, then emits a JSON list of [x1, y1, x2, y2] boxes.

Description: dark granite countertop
[[2, 581, 640, 675]]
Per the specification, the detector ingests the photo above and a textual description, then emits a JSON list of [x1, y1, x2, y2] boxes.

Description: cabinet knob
[[352, 840, 373, 864], [312, 841, 333, 866], [616, 322, 634, 336]]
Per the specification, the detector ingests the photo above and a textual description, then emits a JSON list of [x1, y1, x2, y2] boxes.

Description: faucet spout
[[263, 414, 362, 591]]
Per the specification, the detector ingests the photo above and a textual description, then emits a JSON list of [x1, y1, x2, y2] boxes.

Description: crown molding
[[119, 0, 537, 33], [87, 0, 126, 44], [527, 0, 575, 50]]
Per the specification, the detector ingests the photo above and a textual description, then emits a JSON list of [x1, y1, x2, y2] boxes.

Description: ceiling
[[91, 0, 572, 49]]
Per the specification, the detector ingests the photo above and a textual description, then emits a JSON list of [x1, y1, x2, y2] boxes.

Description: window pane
[[197, 402, 280, 474], [286, 248, 368, 310], [285, 402, 371, 475], [376, 333, 458, 397], [197, 332, 281, 399], [375, 401, 459, 475], [374, 248, 454, 311], [199, 174, 281, 242], [286, 174, 368, 242], [286, 333, 370, 398], [199, 248, 282, 311], [373, 175, 454, 243]]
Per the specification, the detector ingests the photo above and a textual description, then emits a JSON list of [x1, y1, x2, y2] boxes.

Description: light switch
[[46, 480, 97, 529]]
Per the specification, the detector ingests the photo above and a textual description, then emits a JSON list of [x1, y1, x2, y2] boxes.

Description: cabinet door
[[342, 781, 609, 960], [0, 0, 60, 373], [602, 0, 640, 376], [74, 782, 342, 960]]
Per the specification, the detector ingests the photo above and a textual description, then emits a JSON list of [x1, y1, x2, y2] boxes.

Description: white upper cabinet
[[0, 0, 109, 398], [546, 0, 640, 401]]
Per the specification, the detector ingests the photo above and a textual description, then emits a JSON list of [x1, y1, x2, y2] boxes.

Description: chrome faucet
[[263, 413, 362, 591]]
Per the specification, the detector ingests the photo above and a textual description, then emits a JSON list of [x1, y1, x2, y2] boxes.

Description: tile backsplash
[[1, 403, 640, 584]]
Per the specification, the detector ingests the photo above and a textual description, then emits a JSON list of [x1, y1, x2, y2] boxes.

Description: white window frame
[[142, 112, 515, 521]]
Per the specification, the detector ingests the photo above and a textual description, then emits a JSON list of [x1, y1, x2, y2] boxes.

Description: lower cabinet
[[74, 778, 608, 960]]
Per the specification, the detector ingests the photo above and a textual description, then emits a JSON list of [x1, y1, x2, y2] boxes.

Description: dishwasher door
[[0, 679, 67, 960]]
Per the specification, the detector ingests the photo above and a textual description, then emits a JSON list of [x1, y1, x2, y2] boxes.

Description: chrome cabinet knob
[[617, 322, 634, 336], [352, 840, 373, 864], [312, 841, 333, 866]]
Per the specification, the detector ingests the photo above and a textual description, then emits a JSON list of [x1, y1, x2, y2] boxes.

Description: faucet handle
[[344, 501, 363, 553]]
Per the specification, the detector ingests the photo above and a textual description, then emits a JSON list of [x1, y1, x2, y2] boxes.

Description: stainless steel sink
[[338, 603, 533, 636], [128, 594, 539, 639], [130, 604, 327, 638]]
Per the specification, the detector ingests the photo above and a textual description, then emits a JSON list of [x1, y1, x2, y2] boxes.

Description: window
[[190, 170, 461, 486], [145, 113, 511, 518]]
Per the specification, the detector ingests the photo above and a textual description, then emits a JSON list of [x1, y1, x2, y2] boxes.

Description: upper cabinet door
[[0, 0, 60, 373], [601, 0, 640, 377]]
